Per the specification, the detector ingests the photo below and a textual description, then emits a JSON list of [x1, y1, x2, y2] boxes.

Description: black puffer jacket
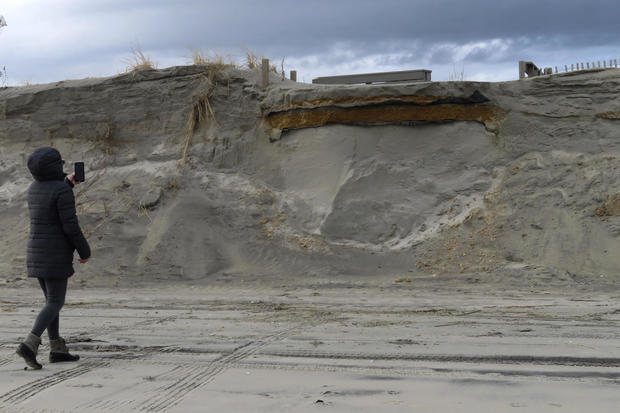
[[26, 147, 91, 278]]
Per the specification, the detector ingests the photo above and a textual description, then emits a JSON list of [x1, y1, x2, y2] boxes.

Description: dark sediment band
[[265, 91, 502, 130]]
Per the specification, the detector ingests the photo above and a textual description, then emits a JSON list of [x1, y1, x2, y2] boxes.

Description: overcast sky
[[1, 0, 619, 86]]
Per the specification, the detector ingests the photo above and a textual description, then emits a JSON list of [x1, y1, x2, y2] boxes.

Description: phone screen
[[74, 162, 85, 182]]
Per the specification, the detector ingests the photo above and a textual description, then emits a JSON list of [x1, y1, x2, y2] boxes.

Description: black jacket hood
[[27, 147, 65, 181]]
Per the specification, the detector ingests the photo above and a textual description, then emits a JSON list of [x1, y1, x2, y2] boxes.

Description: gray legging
[[31, 277, 67, 340]]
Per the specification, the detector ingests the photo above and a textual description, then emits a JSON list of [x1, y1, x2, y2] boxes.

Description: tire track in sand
[[139, 327, 296, 412], [83, 327, 296, 412], [0, 355, 13, 368], [79, 364, 207, 411], [0, 360, 108, 406]]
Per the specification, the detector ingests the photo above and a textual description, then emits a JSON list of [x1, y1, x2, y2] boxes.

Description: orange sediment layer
[[266, 103, 502, 130], [598, 111, 620, 120]]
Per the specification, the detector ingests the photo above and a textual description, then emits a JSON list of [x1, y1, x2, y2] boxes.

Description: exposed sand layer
[[1, 66, 619, 287]]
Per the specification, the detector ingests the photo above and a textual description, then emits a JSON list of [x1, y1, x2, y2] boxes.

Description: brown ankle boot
[[49, 337, 80, 363]]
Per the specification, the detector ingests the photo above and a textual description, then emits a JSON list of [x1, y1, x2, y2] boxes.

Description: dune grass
[[190, 48, 210, 65], [244, 49, 260, 69], [182, 48, 231, 165], [125, 45, 157, 72], [188, 48, 236, 74]]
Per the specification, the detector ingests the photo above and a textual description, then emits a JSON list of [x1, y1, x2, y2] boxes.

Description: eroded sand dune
[[1, 66, 619, 287]]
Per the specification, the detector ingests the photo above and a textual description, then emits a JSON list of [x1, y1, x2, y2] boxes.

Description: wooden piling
[[261, 58, 269, 89]]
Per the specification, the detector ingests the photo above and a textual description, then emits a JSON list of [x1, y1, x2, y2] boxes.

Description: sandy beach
[[1, 275, 619, 412]]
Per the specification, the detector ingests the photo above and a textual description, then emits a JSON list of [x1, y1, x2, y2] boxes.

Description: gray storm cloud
[[1, 0, 618, 83]]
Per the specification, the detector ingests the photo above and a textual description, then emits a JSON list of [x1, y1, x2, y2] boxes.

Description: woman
[[16, 147, 91, 369]]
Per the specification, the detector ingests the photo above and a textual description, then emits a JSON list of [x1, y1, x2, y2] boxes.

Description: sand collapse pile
[[0, 66, 619, 287]]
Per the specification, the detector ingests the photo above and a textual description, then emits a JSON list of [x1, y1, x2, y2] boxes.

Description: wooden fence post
[[518, 61, 526, 79], [261, 58, 269, 89]]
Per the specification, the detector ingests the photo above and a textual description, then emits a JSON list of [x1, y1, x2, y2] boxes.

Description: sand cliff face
[[1, 66, 619, 286]]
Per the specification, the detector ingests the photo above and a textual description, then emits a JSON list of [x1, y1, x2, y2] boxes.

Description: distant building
[[313, 69, 431, 85]]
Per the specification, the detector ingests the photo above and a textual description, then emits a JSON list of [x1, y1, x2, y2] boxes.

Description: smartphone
[[74, 162, 85, 182]]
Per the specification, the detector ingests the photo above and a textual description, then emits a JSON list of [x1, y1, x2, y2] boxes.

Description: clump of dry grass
[[182, 92, 216, 162], [207, 60, 232, 85], [181, 67, 223, 165], [188, 48, 237, 73], [243, 49, 285, 76], [181, 47, 241, 164], [125, 45, 157, 72], [190, 48, 210, 65], [244, 49, 260, 69]]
